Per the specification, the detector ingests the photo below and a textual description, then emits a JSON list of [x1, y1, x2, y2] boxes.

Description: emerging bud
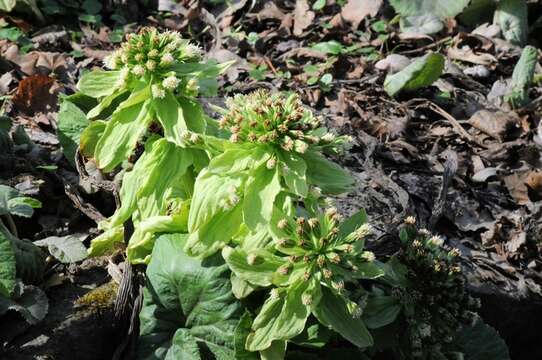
[[277, 265, 290, 275], [361, 251, 375, 262], [266, 158, 276, 169], [448, 248, 461, 257], [302, 294, 312, 306], [307, 218, 319, 228], [145, 60, 156, 71], [317, 255, 326, 267], [132, 64, 145, 76], [162, 75, 180, 90], [160, 52, 174, 65], [270, 288, 280, 300], [322, 268, 333, 279], [151, 84, 165, 99], [321, 132, 336, 142], [428, 235, 444, 247], [354, 224, 373, 239], [294, 140, 309, 154], [325, 207, 338, 218], [405, 216, 416, 225], [277, 219, 288, 230]]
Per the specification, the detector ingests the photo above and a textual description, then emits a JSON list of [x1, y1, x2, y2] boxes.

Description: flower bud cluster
[[394, 221, 479, 358], [218, 90, 347, 151], [273, 209, 375, 302], [103, 28, 203, 96]]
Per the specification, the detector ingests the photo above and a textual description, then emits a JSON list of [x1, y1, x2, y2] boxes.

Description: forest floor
[[1, 1, 542, 359]]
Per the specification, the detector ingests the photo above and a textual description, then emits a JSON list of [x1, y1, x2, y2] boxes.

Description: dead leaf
[[468, 109, 522, 141], [293, 0, 314, 36], [254, 2, 285, 21], [525, 170, 542, 200], [12, 74, 59, 115], [341, 0, 382, 30], [504, 172, 530, 205], [375, 54, 411, 73], [5, 49, 68, 76], [447, 33, 497, 66]]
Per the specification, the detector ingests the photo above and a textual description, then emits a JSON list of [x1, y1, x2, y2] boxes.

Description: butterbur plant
[[78, 27, 227, 172], [222, 208, 383, 355], [186, 90, 355, 257]]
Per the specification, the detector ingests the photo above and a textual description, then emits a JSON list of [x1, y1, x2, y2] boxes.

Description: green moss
[[75, 281, 118, 313]]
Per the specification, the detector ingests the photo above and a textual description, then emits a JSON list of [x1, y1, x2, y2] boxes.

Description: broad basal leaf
[[384, 53, 444, 97], [243, 166, 281, 230], [0, 228, 16, 297], [453, 317, 510, 360], [138, 233, 245, 360], [0, 282, 48, 325]]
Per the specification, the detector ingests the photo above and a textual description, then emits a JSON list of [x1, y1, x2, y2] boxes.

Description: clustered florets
[[103, 28, 203, 96], [218, 90, 349, 152], [271, 210, 374, 300], [395, 222, 479, 358]]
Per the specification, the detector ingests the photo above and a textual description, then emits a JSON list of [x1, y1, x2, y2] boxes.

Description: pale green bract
[[223, 209, 381, 354]]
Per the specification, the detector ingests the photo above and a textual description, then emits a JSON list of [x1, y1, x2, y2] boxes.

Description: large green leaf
[[0, 229, 16, 297], [302, 151, 355, 194], [79, 120, 106, 158], [57, 100, 89, 166], [453, 317, 510, 360], [494, 0, 528, 46], [138, 233, 245, 360], [0, 184, 41, 218], [312, 287, 373, 348], [34, 235, 88, 264], [94, 97, 152, 172], [222, 246, 283, 287], [77, 70, 122, 98], [384, 53, 444, 97]]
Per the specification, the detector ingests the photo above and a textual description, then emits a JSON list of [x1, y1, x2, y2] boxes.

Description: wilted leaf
[[12, 74, 59, 115], [384, 53, 444, 96], [293, 0, 314, 36], [341, 0, 383, 30]]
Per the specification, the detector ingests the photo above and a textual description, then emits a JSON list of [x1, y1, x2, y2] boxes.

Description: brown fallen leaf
[[12, 74, 60, 115], [253, 2, 285, 21], [447, 32, 497, 66], [5, 49, 68, 76], [341, 0, 383, 30], [293, 0, 314, 36], [504, 172, 530, 205], [525, 170, 542, 201], [468, 109, 522, 141]]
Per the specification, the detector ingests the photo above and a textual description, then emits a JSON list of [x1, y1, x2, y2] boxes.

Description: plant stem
[[2, 214, 18, 238]]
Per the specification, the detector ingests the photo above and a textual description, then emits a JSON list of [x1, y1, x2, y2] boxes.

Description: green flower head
[[222, 209, 382, 352], [103, 27, 202, 96], [219, 90, 349, 153]]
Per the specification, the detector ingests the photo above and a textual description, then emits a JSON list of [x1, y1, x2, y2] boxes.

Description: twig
[[398, 36, 452, 55]]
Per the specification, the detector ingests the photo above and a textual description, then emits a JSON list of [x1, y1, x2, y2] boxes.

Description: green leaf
[[77, 70, 122, 98], [0, 283, 48, 325], [362, 295, 401, 329], [57, 100, 89, 166], [243, 166, 281, 230], [79, 120, 106, 158], [384, 52, 444, 97], [0, 229, 16, 297], [390, 0, 470, 34], [506, 45, 538, 107], [494, 0, 528, 46], [312, 0, 325, 11], [222, 246, 283, 287], [246, 280, 312, 351], [88, 226, 124, 257], [138, 233, 245, 360], [0, 0, 16, 11], [278, 151, 307, 197], [292, 322, 332, 348], [34, 235, 88, 264], [94, 98, 152, 172], [11, 236, 46, 284], [302, 151, 355, 194], [0, 185, 41, 218], [453, 317, 510, 360], [338, 209, 368, 239], [312, 287, 373, 348], [311, 41, 343, 55], [260, 340, 287, 360]]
